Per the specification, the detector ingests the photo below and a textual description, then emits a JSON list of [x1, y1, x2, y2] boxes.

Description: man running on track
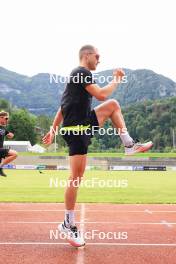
[[0, 111, 18, 177], [43, 45, 153, 247]]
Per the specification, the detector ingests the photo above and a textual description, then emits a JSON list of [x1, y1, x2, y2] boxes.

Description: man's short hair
[[79, 45, 96, 60], [0, 111, 9, 117]]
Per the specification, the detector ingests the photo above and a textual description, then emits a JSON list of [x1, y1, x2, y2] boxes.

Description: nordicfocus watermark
[[49, 229, 128, 241], [51, 126, 128, 136], [49, 73, 128, 85], [49, 178, 128, 188]]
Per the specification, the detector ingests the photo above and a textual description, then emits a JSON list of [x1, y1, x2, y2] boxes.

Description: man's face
[[87, 49, 100, 70], [0, 116, 9, 126]]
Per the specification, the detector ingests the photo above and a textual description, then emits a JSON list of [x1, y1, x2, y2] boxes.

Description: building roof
[[4, 141, 31, 146]]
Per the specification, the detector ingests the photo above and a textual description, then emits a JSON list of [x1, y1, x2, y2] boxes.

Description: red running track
[[0, 203, 176, 264]]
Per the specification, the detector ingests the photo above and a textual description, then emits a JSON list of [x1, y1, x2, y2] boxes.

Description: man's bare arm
[[85, 68, 125, 101], [42, 107, 63, 145], [51, 107, 63, 132]]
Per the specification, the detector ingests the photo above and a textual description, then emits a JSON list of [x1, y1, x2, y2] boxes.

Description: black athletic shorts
[[62, 110, 99, 156], [0, 148, 10, 159]]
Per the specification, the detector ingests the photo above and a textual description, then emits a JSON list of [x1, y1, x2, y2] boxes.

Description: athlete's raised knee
[[107, 99, 120, 110]]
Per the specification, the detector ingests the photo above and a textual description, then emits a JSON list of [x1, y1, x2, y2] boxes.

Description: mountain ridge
[[0, 66, 175, 115]]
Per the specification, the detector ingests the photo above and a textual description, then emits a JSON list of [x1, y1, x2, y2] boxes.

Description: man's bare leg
[[94, 99, 125, 128], [0, 150, 18, 177], [58, 154, 86, 247], [64, 154, 87, 226], [0, 150, 18, 166], [94, 99, 134, 146], [94, 99, 153, 153]]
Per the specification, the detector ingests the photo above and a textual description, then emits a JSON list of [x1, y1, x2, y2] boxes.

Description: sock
[[120, 132, 134, 147], [64, 210, 75, 227]]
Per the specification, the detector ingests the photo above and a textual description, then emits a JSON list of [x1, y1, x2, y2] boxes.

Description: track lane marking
[[144, 209, 153, 214], [161, 220, 173, 228], [1, 210, 176, 212], [0, 242, 176, 246], [76, 204, 85, 263], [2, 221, 176, 225]]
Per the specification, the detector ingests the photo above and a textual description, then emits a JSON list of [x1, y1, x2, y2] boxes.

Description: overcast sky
[[0, 0, 175, 81]]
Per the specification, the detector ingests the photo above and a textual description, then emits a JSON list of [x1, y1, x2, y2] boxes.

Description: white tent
[[28, 144, 46, 153]]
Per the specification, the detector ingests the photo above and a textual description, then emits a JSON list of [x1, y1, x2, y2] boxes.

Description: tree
[[0, 98, 12, 112], [8, 109, 37, 145]]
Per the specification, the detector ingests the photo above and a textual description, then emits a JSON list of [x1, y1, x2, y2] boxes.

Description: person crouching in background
[[0, 111, 18, 177]]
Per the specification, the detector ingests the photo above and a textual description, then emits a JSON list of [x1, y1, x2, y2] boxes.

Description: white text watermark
[[50, 229, 128, 241], [49, 73, 128, 85], [49, 177, 128, 188]]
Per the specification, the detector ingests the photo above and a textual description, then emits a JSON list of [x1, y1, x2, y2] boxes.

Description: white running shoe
[[58, 221, 85, 247], [125, 141, 153, 156]]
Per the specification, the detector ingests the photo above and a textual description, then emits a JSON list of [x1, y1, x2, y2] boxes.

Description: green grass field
[[0, 169, 175, 203], [19, 152, 176, 157]]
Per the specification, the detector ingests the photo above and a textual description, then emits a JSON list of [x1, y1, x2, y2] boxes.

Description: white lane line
[[161, 220, 173, 228], [76, 204, 85, 264], [0, 242, 176, 246], [144, 209, 153, 214], [2, 221, 176, 225], [0, 210, 80, 212], [80, 204, 85, 233], [1, 210, 176, 213]]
